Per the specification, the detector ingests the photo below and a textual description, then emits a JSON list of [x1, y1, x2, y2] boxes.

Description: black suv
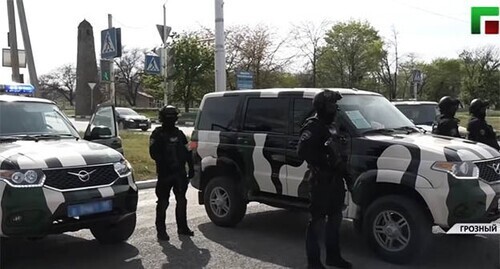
[[190, 88, 500, 264]]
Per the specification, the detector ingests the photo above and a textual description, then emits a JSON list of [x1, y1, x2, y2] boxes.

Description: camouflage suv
[[190, 88, 500, 264], [0, 94, 138, 244]]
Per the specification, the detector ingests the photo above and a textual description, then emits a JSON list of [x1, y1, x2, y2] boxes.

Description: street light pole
[[215, 0, 226, 92]]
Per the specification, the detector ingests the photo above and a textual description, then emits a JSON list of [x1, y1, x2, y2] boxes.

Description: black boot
[[307, 262, 326, 269], [157, 231, 170, 241], [325, 257, 352, 268], [177, 228, 194, 236]]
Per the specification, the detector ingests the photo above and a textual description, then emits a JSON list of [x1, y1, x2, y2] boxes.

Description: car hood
[[0, 139, 123, 170], [122, 115, 148, 120], [361, 132, 500, 162]]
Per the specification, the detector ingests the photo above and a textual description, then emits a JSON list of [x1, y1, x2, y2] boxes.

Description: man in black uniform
[[432, 96, 462, 138], [467, 99, 500, 150], [298, 90, 353, 269], [150, 105, 195, 241]]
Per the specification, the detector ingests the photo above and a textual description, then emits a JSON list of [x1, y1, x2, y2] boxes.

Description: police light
[[0, 83, 35, 95]]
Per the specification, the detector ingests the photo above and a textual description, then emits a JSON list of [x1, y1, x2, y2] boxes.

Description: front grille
[[133, 119, 148, 124], [43, 165, 118, 190], [476, 159, 500, 183]]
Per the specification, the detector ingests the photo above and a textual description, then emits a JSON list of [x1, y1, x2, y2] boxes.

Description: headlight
[[0, 169, 45, 188], [114, 160, 132, 177], [126, 118, 134, 122], [432, 161, 479, 179]]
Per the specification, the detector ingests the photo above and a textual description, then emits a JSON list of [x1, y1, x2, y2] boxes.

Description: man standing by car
[[149, 105, 195, 241], [467, 99, 500, 150], [432, 96, 462, 138], [298, 90, 352, 269]]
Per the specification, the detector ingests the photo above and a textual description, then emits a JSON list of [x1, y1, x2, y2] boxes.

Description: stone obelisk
[[75, 20, 102, 117]]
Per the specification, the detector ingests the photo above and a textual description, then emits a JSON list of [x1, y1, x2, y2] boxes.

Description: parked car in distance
[[392, 100, 468, 137], [115, 107, 151, 131]]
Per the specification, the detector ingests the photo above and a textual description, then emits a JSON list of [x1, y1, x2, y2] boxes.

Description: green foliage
[[317, 20, 384, 89], [420, 58, 463, 101]]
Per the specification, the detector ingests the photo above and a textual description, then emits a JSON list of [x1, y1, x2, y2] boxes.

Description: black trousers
[[306, 170, 346, 265], [155, 172, 189, 233]]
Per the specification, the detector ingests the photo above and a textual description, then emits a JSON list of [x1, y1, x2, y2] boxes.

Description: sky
[[1, 0, 500, 82]]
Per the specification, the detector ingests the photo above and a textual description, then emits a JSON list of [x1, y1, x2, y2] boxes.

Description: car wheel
[[141, 127, 149, 131], [91, 213, 136, 244], [363, 195, 432, 264], [204, 176, 247, 227]]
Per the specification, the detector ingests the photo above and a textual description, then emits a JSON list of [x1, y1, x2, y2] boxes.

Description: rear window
[[243, 98, 288, 134], [198, 96, 239, 131]]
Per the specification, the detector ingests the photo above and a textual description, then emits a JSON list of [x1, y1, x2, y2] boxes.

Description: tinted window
[[198, 96, 239, 131], [293, 98, 314, 134], [243, 98, 288, 134], [395, 104, 439, 125]]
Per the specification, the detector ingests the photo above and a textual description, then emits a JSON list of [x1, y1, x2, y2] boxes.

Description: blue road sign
[[145, 55, 161, 75], [236, 71, 253, 90], [101, 28, 122, 59]]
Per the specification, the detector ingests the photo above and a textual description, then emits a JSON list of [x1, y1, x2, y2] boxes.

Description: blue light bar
[[0, 83, 35, 94]]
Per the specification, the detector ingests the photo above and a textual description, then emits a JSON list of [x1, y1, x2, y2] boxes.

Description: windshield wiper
[[394, 126, 420, 134], [362, 128, 395, 135], [0, 136, 22, 142]]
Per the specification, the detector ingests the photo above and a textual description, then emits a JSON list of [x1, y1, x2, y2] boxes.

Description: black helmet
[[438, 96, 461, 112], [469, 98, 489, 115], [312, 89, 343, 113], [159, 105, 179, 123]]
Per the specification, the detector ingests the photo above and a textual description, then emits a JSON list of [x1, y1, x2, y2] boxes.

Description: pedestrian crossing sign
[[145, 55, 161, 75], [101, 28, 122, 59]]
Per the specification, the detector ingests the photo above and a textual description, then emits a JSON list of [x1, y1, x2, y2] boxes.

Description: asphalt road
[[3, 186, 499, 269]]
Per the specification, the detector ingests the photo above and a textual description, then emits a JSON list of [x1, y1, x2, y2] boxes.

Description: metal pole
[[7, 0, 20, 82], [108, 14, 115, 106], [163, 4, 168, 106], [414, 82, 418, 101], [17, 0, 38, 91], [215, 0, 226, 92]]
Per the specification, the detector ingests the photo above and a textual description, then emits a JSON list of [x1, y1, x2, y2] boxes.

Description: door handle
[[288, 140, 298, 147]]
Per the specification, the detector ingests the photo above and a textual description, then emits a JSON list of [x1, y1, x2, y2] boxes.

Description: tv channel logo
[[472, 7, 500, 34]]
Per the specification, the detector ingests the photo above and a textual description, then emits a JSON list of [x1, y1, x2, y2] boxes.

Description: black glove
[[187, 168, 195, 179]]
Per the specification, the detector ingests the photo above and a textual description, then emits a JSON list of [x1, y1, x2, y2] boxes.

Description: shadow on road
[[3, 234, 143, 269], [159, 236, 211, 269], [198, 208, 500, 269]]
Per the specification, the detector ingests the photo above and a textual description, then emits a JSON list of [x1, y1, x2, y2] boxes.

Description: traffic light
[[100, 59, 112, 82]]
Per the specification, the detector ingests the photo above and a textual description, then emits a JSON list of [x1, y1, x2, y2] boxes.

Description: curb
[[136, 179, 157, 190]]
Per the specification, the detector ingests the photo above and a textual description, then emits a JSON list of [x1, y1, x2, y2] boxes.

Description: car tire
[[204, 176, 247, 227], [353, 218, 363, 234], [363, 195, 432, 264], [141, 127, 149, 131], [91, 213, 136, 244]]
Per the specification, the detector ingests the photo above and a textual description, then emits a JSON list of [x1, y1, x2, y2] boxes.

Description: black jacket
[[467, 117, 500, 150], [149, 126, 194, 176]]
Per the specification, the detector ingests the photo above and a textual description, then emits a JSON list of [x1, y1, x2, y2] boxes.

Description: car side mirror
[[86, 126, 112, 140]]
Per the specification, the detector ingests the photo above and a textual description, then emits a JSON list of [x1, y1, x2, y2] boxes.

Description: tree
[[114, 48, 145, 106], [420, 58, 463, 102], [376, 27, 400, 100], [290, 20, 331, 87], [460, 46, 500, 107], [171, 33, 214, 112], [38, 64, 77, 105], [317, 20, 384, 89]]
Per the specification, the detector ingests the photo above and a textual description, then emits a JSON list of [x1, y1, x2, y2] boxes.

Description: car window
[[0, 102, 78, 136], [90, 106, 116, 136], [293, 98, 314, 134], [198, 96, 239, 131], [243, 98, 288, 134], [395, 104, 439, 125]]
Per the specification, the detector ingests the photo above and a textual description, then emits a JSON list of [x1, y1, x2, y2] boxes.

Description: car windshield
[[338, 95, 415, 133], [395, 104, 439, 125], [116, 108, 138, 116], [0, 101, 79, 138]]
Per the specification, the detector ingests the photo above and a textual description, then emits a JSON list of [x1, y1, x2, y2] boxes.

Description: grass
[[120, 131, 157, 181], [456, 112, 500, 131]]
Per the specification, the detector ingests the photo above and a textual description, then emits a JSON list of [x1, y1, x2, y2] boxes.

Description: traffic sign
[[412, 69, 422, 83], [145, 54, 161, 75], [236, 71, 253, 90], [156, 24, 172, 44], [101, 28, 122, 59]]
